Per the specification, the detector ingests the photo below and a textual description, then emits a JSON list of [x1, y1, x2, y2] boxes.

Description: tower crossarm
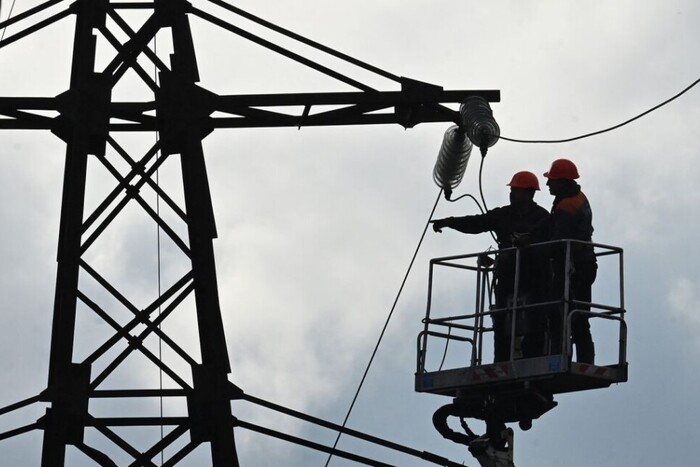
[[0, 87, 500, 132]]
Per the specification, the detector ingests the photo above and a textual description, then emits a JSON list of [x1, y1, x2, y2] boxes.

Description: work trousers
[[550, 261, 597, 364]]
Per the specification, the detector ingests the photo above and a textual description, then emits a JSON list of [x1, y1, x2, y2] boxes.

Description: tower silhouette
[[0, 0, 498, 464]]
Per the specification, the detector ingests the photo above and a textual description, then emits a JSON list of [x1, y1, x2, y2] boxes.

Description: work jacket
[[445, 201, 549, 303], [548, 183, 596, 264], [446, 202, 549, 249]]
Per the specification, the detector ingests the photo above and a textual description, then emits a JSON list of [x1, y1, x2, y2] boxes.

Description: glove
[[430, 218, 451, 233], [511, 232, 532, 247]]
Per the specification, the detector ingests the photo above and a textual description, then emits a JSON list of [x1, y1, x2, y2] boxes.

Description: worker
[[431, 171, 549, 361], [543, 158, 597, 364]]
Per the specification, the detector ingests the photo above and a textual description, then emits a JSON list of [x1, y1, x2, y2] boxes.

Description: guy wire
[[324, 189, 443, 466]]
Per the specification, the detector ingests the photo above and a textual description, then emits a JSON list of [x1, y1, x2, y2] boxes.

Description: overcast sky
[[1, 0, 699, 466]]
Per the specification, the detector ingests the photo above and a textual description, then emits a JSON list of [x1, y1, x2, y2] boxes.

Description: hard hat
[[507, 171, 540, 190], [543, 158, 579, 180]]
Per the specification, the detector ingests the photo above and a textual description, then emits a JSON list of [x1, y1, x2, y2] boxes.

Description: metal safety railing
[[417, 239, 626, 375]]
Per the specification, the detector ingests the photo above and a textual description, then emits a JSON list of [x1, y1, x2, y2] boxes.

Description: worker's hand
[[430, 218, 449, 233], [511, 232, 532, 247]]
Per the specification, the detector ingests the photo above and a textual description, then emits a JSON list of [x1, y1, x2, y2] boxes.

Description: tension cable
[[499, 75, 700, 144], [324, 189, 443, 466]]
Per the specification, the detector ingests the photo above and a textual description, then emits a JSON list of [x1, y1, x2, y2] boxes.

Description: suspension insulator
[[460, 96, 500, 155], [432, 125, 473, 199]]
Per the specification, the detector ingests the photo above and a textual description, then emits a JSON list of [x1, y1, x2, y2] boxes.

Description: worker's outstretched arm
[[431, 210, 498, 234]]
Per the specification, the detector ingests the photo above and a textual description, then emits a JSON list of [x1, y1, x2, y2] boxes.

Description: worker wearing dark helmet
[[543, 158, 597, 364], [431, 171, 549, 361]]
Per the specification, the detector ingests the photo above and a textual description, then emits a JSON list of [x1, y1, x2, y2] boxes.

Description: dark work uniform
[[547, 183, 597, 364], [444, 201, 549, 361]]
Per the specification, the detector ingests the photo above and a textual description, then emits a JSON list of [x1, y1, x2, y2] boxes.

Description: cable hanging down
[[324, 190, 443, 467], [499, 75, 700, 144]]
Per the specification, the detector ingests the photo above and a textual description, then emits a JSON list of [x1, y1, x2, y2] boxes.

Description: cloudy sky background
[[0, 0, 699, 465]]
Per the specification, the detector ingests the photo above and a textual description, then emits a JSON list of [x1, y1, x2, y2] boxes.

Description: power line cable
[[445, 155, 497, 244], [477, 155, 489, 213], [0, 0, 17, 41], [324, 189, 443, 466], [190, 6, 376, 92], [499, 75, 700, 144], [447, 192, 483, 211], [476, 155, 499, 244], [206, 0, 401, 83], [240, 392, 464, 466]]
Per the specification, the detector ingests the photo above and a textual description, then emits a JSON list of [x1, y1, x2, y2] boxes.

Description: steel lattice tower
[[0, 0, 498, 465]]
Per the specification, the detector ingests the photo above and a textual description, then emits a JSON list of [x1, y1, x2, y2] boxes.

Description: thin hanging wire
[[476, 155, 498, 244], [447, 192, 484, 212], [156, 142, 164, 467], [499, 75, 700, 144], [437, 326, 452, 372], [153, 31, 165, 467], [0, 0, 18, 41], [324, 189, 442, 467]]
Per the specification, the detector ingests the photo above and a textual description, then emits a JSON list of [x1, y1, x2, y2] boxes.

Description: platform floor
[[416, 355, 628, 398]]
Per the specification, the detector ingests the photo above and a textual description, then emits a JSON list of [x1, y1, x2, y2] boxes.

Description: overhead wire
[[324, 189, 443, 467], [468, 76, 700, 249], [477, 155, 499, 244], [446, 154, 497, 243], [190, 6, 377, 92], [205, 0, 401, 83], [0, 0, 17, 42], [239, 391, 464, 467], [499, 75, 700, 144], [477, 155, 489, 213], [0, 0, 70, 51], [446, 192, 483, 211]]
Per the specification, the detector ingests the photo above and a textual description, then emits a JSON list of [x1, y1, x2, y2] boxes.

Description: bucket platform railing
[[416, 240, 628, 412]]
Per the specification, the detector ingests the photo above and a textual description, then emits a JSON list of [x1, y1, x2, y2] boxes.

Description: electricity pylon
[[0, 0, 498, 465]]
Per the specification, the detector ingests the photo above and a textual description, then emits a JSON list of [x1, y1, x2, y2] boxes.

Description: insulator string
[[433, 125, 473, 200]]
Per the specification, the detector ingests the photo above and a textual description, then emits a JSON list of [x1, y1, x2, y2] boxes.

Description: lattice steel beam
[[0, 0, 500, 465]]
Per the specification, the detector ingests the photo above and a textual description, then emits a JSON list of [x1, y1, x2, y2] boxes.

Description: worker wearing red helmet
[[543, 158, 597, 364], [431, 171, 549, 362]]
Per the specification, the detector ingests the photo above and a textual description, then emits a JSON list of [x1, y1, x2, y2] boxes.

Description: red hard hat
[[507, 171, 540, 190], [543, 158, 579, 180]]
